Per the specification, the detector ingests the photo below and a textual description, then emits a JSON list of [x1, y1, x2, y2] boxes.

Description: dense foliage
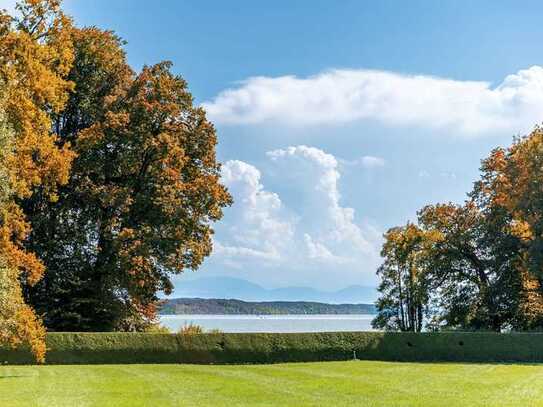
[[160, 298, 376, 315], [3, 331, 543, 365], [18, 14, 231, 332], [0, 0, 75, 362], [0, 99, 46, 363], [374, 128, 543, 332], [0, 0, 231, 361]]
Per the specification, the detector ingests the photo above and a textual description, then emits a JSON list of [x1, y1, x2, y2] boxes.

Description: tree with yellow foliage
[[0, 0, 74, 361]]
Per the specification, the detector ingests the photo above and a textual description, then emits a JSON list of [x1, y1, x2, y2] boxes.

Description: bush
[[144, 324, 171, 334], [178, 323, 204, 335], [2, 331, 543, 365]]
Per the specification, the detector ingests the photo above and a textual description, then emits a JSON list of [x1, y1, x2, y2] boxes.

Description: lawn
[[1, 361, 543, 406]]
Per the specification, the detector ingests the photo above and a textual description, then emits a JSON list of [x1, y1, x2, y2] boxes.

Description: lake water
[[160, 314, 375, 333]]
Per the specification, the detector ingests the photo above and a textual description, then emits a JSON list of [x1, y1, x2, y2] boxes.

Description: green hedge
[[1, 331, 543, 365]]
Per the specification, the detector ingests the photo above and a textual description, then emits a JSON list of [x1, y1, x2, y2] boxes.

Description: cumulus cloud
[[215, 147, 380, 261], [267, 145, 376, 257], [210, 147, 383, 287], [418, 170, 430, 178], [303, 234, 349, 264], [203, 66, 543, 135], [216, 160, 294, 263]]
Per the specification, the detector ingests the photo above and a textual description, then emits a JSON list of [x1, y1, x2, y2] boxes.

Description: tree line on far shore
[[160, 298, 376, 315]]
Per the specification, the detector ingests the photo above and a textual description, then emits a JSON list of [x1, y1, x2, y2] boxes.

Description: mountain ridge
[[168, 276, 377, 303]]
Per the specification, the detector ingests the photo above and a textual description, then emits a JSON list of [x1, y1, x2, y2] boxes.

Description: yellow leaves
[[509, 219, 533, 242], [7, 126, 74, 199], [0, 0, 76, 362], [0, 202, 45, 284], [0, 0, 75, 199], [12, 304, 46, 363], [0, 262, 46, 363], [516, 266, 543, 328]]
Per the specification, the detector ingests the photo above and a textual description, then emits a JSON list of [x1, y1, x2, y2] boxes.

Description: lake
[[160, 314, 375, 333]]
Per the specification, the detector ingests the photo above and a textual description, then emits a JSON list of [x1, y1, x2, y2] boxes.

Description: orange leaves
[[474, 128, 543, 278], [0, 0, 75, 200], [0, 200, 45, 284], [0, 263, 46, 363], [4, 17, 232, 331], [0, 0, 76, 362], [67, 59, 231, 325], [12, 304, 47, 363]]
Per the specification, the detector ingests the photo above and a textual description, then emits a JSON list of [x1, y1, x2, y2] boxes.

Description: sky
[[4, 1, 543, 292]]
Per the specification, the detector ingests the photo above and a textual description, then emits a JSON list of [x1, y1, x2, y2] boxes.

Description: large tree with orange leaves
[[471, 127, 543, 328], [23, 27, 232, 331], [373, 200, 533, 332], [374, 127, 543, 332], [0, 0, 74, 361]]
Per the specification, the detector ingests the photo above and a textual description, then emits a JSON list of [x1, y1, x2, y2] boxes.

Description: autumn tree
[[417, 202, 524, 331], [470, 128, 543, 329], [373, 198, 532, 332], [372, 223, 431, 332], [0, 0, 74, 361], [0, 90, 46, 362], [24, 27, 232, 331]]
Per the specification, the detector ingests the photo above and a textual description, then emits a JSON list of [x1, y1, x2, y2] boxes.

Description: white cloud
[[303, 234, 349, 264], [440, 171, 457, 180], [359, 156, 385, 168], [203, 66, 543, 135], [342, 155, 386, 169], [267, 145, 376, 257], [210, 147, 382, 288], [216, 160, 294, 263]]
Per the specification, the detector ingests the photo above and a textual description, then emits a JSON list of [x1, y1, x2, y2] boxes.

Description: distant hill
[[168, 276, 377, 303], [159, 298, 376, 315]]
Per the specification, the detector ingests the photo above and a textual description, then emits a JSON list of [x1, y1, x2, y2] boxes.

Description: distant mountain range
[[167, 276, 377, 304], [159, 298, 376, 315]]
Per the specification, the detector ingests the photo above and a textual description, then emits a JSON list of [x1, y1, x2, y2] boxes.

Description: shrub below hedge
[[1, 331, 543, 365]]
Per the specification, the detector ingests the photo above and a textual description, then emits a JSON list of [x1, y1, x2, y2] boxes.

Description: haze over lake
[[160, 314, 375, 333]]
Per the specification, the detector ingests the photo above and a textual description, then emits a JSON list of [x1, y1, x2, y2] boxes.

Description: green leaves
[[375, 129, 543, 332], [24, 28, 232, 332]]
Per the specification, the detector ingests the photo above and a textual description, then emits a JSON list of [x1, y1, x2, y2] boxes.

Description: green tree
[[373, 199, 532, 332], [24, 27, 232, 331], [417, 202, 524, 332]]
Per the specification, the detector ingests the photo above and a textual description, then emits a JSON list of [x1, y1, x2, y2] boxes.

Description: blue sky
[[4, 1, 543, 292]]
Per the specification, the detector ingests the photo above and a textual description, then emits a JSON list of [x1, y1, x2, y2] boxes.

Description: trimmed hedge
[[1, 331, 543, 365]]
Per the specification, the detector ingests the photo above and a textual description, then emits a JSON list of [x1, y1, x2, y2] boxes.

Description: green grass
[[1, 361, 543, 406]]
